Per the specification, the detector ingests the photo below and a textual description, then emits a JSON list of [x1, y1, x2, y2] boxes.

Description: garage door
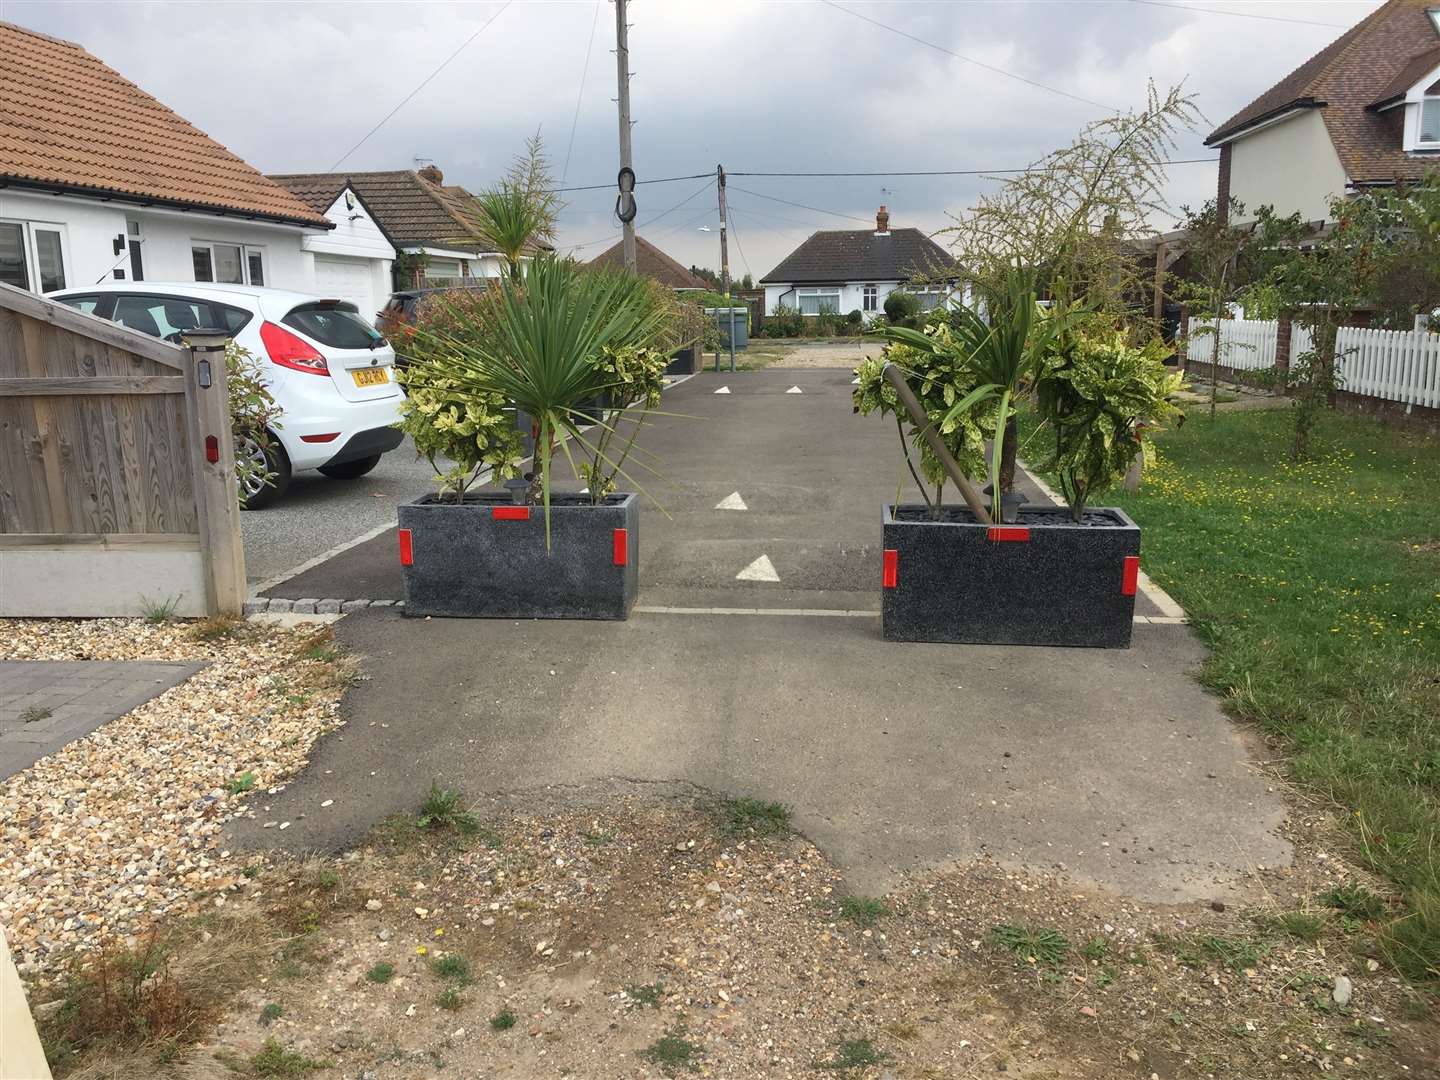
[[313, 256, 378, 321]]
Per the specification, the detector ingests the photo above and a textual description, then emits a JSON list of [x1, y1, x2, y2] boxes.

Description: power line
[[550, 171, 713, 194], [560, 0, 603, 189], [817, 0, 1118, 113], [327, 2, 511, 171], [729, 158, 1218, 179], [725, 208, 754, 279], [1129, 0, 1347, 28], [561, 178, 716, 252], [728, 185, 882, 226]]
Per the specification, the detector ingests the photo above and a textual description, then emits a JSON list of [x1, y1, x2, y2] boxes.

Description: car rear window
[[283, 303, 385, 350]]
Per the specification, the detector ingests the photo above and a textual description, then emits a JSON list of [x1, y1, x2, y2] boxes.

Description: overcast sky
[[10, 0, 1383, 279]]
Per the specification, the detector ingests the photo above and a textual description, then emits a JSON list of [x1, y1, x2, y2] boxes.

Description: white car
[[50, 282, 404, 509]]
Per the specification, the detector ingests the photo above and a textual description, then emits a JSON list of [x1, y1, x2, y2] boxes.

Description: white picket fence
[[1184, 318, 1280, 371], [1187, 317, 1440, 408]]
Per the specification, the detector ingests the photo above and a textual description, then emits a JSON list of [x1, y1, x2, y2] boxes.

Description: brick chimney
[[417, 164, 444, 185], [875, 205, 890, 234]]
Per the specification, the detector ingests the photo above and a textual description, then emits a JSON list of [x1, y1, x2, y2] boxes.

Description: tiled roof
[[1206, 0, 1440, 185], [1370, 44, 1440, 107], [759, 227, 955, 285], [269, 170, 494, 251], [588, 236, 709, 289], [0, 20, 328, 226]]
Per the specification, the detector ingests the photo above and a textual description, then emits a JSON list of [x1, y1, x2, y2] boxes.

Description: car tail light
[[260, 321, 329, 375]]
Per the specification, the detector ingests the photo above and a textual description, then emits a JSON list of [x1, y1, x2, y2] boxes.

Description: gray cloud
[[11, 0, 1381, 278]]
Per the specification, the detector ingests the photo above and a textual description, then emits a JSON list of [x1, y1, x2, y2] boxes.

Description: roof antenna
[[413, 156, 434, 169]]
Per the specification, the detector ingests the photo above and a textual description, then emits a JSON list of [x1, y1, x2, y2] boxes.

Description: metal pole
[[717, 163, 734, 371], [880, 362, 992, 524], [615, 0, 636, 272]]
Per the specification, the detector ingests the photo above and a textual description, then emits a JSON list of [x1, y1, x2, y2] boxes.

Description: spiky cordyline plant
[[411, 255, 674, 545]]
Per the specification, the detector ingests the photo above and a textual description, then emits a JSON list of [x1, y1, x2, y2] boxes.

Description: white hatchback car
[[50, 282, 405, 509]]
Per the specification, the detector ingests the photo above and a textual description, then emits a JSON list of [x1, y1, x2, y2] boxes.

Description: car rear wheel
[[237, 431, 291, 510], [318, 454, 382, 480]]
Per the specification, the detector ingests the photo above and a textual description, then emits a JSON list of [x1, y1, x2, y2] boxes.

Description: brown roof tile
[[759, 226, 955, 285], [587, 236, 709, 289], [269, 170, 494, 250], [1206, 1, 1440, 185], [0, 20, 328, 226]]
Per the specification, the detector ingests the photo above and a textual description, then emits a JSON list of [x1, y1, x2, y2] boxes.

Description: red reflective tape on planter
[[1121, 555, 1139, 596], [492, 506, 530, 521], [398, 528, 413, 566], [987, 526, 1030, 542], [204, 435, 219, 464], [613, 528, 628, 566], [882, 548, 898, 589]]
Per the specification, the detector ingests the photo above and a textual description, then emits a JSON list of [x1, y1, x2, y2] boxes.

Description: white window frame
[[0, 218, 70, 294], [191, 240, 266, 286], [912, 286, 947, 312], [1420, 97, 1440, 148], [796, 287, 842, 315], [862, 284, 878, 312]]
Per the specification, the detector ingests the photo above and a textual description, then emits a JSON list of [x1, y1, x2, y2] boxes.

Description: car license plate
[[352, 367, 389, 387]]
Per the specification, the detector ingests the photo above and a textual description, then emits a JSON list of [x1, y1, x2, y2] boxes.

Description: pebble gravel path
[[0, 618, 347, 978]]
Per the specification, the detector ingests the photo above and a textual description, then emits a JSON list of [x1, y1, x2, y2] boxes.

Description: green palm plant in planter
[[394, 255, 676, 620], [855, 277, 1180, 648]]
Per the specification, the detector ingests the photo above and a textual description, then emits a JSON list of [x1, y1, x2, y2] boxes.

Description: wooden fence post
[[184, 331, 246, 616]]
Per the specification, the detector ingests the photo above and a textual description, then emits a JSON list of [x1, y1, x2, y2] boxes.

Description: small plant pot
[[881, 503, 1141, 647], [398, 492, 639, 619], [665, 347, 697, 375]]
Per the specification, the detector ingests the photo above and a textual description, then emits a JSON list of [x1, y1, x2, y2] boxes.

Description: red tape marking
[[398, 528, 413, 566], [613, 528, 628, 567], [1121, 555, 1140, 596], [492, 506, 530, 521], [987, 526, 1030, 542], [882, 548, 898, 589]]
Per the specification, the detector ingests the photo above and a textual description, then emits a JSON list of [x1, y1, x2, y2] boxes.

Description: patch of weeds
[[581, 829, 614, 846], [489, 1007, 517, 1030], [365, 963, 394, 984], [275, 934, 322, 979], [226, 771, 257, 795], [719, 796, 791, 838], [1261, 909, 1326, 943], [1167, 1009, 1187, 1027], [259, 1002, 283, 1026], [416, 781, 478, 834], [314, 869, 339, 891], [431, 954, 472, 985], [1093, 966, 1116, 988], [139, 594, 181, 623], [990, 924, 1070, 968], [640, 1028, 701, 1075], [436, 987, 464, 1011], [19, 704, 51, 724], [189, 615, 242, 642], [1343, 1019, 1394, 1049], [251, 1037, 328, 1076], [1195, 933, 1265, 972], [837, 895, 888, 928], [472, 825, 504, 849], [625, 981, 664, 1008], [1321, 883, 1386, 921], [1080, 935, 1109, 962], [882, 1020, 918, 1042], [813, 1036, 890, 1073]]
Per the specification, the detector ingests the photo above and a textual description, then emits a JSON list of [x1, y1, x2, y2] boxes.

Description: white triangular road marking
[[851, 377, 860, 385], [785, 385, 803, 394], [715, 491, 747, 511], [736, 554, 780, 582], [714, 385, 731, 395], [579, 487, 589, 494]]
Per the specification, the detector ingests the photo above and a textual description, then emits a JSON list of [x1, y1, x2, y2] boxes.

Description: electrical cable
[[560, 0, 603, 189]]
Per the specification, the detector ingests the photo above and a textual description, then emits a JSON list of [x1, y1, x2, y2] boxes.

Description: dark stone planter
[[881, 504, 1141, 648], [398, 492, 639, 619], [665, 346, 697, 375]]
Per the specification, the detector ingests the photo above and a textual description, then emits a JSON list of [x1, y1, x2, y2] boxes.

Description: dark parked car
[[379, 284, 496, 369]]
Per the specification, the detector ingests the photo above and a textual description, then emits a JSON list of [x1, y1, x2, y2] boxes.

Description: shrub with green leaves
[[883, 290, 921, 328], [227, 341, 283, 505], [1032, 324, 1185, 519]]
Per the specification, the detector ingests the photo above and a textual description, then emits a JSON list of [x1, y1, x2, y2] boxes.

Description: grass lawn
[[1088, 406, 1439, 981]]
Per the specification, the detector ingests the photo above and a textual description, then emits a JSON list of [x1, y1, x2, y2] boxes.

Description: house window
[[913, 287, 946, 312], [424, 257, 463, 281], [862, 285, 878, 312], [192, 241, 265, 286], [796, 287, 842, 315], [0, 220, 68, 293], [1422, 98, 1440, 145], [126, 219, 144, 281]]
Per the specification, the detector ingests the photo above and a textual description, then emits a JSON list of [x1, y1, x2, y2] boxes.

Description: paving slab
[[232, 369, 1286, 902], [0, 661, 204, 778]]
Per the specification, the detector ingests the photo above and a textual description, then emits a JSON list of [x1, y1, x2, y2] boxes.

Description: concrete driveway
[[232, 368, 1290, 901]]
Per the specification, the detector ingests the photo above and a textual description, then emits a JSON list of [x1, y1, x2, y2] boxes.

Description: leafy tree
[[943, 82, 1199, 326], [474, 135, 561, 279]]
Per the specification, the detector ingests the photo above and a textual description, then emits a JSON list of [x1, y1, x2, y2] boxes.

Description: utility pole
[[717, 163, 734, 372], [614, 0, 636, 272]]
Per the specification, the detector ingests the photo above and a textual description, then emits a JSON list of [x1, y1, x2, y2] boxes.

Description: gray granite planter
[[398, 492, 639, 619], [881, 503, 1141, 648]]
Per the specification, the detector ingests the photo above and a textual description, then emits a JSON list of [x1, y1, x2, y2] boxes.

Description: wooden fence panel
[[0, 284, 242, 616]]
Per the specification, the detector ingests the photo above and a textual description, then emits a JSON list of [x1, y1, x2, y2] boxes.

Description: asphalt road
[[230, 369, 1285, 901]]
